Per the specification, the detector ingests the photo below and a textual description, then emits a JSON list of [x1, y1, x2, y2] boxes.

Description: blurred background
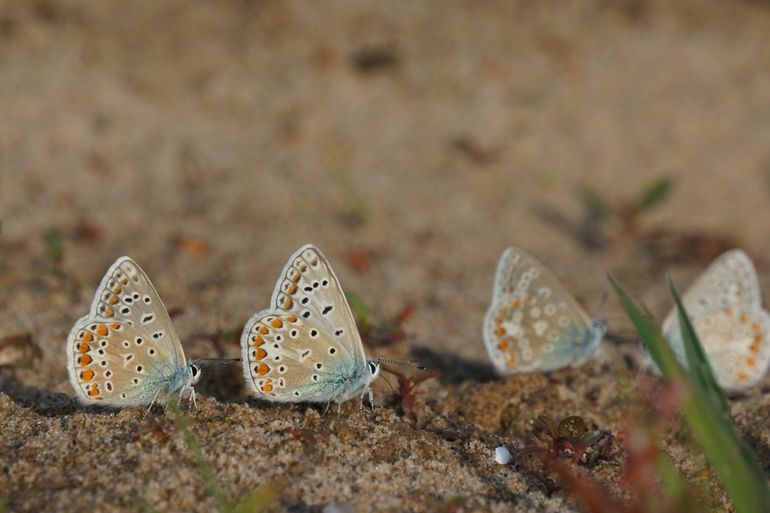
[[2, 0, 770, 392]]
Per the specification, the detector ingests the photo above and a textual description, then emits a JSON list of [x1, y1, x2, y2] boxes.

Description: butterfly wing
[[662, 249, 761, 367], [666, 307, 770, 390], [241, 245, 368, 402], [662, 249, 760, 336], [483, 247, 603, 374], [66, 257, 188, 406], [67, 317, 189, 406]]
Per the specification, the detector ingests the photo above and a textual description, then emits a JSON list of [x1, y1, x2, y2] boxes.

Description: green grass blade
[[667, 276, 729, 415], [655, 453, 691, 507], [610, 274, 770, 513], [608, 274, 686, 380]]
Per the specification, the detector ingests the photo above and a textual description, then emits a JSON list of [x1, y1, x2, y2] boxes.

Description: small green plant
[[513, 415, 614, 497], [578, 176, 674, 232], [610, 275, 770, 513], [534, 176, 677, 252], [43, 229, 63, 263], [379, 365, 440, 417], [517, 415, 612, 465]]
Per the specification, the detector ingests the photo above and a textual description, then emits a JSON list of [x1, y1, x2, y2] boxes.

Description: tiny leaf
[[577, 185, 611, 220], [558, 416, 587, 439], [635, 177, 674, 212]]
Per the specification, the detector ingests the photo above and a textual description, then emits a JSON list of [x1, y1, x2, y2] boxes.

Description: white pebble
[[494, 446, 512, 465]]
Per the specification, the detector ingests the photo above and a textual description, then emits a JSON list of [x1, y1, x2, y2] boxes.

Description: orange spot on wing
[[737, 372, 748, 383], [255, 348, 267, 360], [87, 384, 101, 398], [271, 319, 283, 329], [80, 369, 95, 382], [257, 363, 270, 376], [752, 322, 762, 333], [510, 298, 520, 309], [287, 283, 297, 294], [740, 314, 749, 323], [495, 327, 505, 337], [77, 343, 90, 353], [282, 297, 293, 309], [103, 307, 114, 317], [82, 332, 94, 343], [108, 295, 118, 305], [95, 325, 108, 336], [286, 316, 297, 323], [79, 354, 93, 366], [112, 285, 122, 294], [110, 323, 121, 330], [252, 336, 264, 346], [258, 326, 269, 335], [746, 357, 756, 368], [506, 354, 516, 367], [261, 379, 273, 392], [498, 340, 508, 351]]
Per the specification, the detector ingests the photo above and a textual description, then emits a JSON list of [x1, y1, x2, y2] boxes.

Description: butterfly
[[661, 249, 770, 390], [240, 244, 380, 405], [66, 257, 201, 407], [482, 247, 605, 375]]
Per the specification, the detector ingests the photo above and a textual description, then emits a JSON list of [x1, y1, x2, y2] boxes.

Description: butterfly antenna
[[193, 357, 242, 364], [378, 357, 427, 370], [378, 372, 398, 395]]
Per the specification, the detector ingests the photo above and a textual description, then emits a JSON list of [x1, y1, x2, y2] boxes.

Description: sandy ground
[[2, 0, 770, 511]]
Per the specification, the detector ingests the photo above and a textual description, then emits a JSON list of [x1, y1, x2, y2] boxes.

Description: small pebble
[[494, 446, 512, 465]]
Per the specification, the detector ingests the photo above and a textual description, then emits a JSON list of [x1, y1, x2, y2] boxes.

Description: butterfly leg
[[323, 401, 332, 416], [358, 387, 374, 410], [178, 385, 197, 409], [147, 389, 161, 412]]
